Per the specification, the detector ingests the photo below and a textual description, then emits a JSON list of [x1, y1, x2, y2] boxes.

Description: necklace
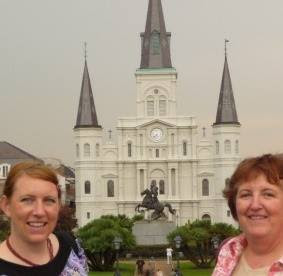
[[6, 236, 54, 266]]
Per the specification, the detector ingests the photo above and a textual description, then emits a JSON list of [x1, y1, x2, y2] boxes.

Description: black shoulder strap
[[58, 232, 79, 257]]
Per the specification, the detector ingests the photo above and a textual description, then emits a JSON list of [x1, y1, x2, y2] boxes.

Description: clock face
[[150, 128, 163, 142]]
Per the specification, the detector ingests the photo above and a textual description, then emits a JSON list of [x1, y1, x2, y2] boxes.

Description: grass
[[88, 261, 213, 276]]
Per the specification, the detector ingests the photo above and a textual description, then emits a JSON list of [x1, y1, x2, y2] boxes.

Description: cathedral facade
[[74, 0, 241, 227]]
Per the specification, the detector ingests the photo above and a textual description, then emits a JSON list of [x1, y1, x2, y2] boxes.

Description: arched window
[[224, 140, 231, 154], [95, 143, 100, 157], [84, 181, 91, 194], [159, 96, 167, 116], [128, 142, 132, 157], [84, 143, 90, 157], [216, 141, 219, 154], [159, 180, 165, 195], [76, 144, 79, 158], [150, 31, 160, 55], [147, 96, 154, 116], [107, 180, 114, 197], [202, 214, 211, 222], [87, 212, 90, 219], [156, 149, 159, 158], [235, 140, 239, 154], [183, 141, 187, 156], [202, 179, 209, 196]]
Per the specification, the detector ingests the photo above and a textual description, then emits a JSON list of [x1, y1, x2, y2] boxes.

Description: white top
[[166, 248, 173, 256]]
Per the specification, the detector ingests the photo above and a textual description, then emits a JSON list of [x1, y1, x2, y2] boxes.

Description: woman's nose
[[250, 195, 262, 209], [33, 201, 45, 216]]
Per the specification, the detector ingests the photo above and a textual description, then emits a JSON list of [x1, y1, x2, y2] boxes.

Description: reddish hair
[[224, 154, 283, 220], [3, 161, 61, 199]]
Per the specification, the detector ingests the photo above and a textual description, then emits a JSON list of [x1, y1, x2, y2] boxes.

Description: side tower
[[136, 0, 177, 118], [212, 41, 240, 223], [74, 52, 102, 226]]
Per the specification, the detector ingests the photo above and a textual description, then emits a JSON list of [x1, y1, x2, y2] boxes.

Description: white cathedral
[[74, 0, 241, 227]]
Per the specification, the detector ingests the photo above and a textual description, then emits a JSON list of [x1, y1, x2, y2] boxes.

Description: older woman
[[0, 162, 88, 275], [213, 154, 283, 276]]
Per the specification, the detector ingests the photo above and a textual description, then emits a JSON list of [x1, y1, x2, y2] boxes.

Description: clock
[[150, 128, 163, 142]]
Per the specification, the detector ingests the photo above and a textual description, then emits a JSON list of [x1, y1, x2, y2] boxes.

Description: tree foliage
[[167, 220, 240, 268], [77, 215, 136, 271]]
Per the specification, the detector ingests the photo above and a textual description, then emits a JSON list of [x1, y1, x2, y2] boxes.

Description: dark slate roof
[[56, 164, 75, 179], [140, 0, 172, 69], [0, 141, 42, 165], [74, 60, 101, 129], [214, 55, 240, 125]]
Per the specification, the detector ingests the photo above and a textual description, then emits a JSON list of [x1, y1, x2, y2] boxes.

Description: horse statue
[[135, 184, 176, 221]]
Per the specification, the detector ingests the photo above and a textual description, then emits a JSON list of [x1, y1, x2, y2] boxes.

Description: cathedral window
[[87, 212, 90, 219], [183, 141, 187, 156], [84, 143, 90, 157], [202, 214, 211, 222], [216, 141, 219, 154], [107, 180, 114, 197], [147, 99, 154, 116], [227, 210, 231, 217], [84, 181, 91, 194], [171, 168, 176, 196], [95, 143, 100, 157], [156, 149, 159, 158], [76, 144, 79, 158], [235, 140, 239, 154], [159, 96, 167, 116], [128, 142, 132, 157], [159, 180, 165, 195], [224, 140, 231, 154], [202, 179, 209, 196], [150, 31, 161, 55]]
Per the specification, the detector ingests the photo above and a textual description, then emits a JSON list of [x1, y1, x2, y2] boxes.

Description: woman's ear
[[0, 195, 11, 217]]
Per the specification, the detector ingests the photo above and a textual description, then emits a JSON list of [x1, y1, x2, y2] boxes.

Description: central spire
[[140, 0, 172, 69]]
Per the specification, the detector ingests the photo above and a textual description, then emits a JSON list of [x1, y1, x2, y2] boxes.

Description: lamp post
[[113, 236, 122, 276], [174, 235, 183, 276]]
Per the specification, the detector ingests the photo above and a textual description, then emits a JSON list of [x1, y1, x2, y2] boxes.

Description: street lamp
[[174, 235, 183, 276], [113, 236, 122, 276]]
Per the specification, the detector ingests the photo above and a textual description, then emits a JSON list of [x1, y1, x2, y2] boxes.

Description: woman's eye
[[239, 193, 250, 198], [264, 192, 274, 198], [21, 198, 33, 203], [45, 198, 56, 204]]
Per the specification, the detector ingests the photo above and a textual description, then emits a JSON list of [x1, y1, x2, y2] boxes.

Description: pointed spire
[[214, 40, 239, 126], [74, 45, 100, 129], [140, 0, 172, 69]]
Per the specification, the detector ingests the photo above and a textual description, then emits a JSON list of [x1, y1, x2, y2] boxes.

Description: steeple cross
[[225, 39, 229, 57], [108, 129, 112, 140], [202, 127, 206, 138]]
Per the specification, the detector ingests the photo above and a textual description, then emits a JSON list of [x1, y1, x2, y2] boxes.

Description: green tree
[[167, 220, 240, 268], [77, 215, 136, 271]]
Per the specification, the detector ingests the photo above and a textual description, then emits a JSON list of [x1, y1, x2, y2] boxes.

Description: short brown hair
[[3, 161, 61, 199], [224, 154, 283, 220]]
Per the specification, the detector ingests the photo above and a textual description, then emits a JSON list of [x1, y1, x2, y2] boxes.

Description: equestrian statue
[[135, 182, 176, 221]]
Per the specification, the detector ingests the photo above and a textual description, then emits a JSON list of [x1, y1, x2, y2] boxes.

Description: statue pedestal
[[133, 220, 176, 245]]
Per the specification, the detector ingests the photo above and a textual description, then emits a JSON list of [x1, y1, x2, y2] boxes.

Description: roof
[[74, 60, 101, 129], [0, 141, 42, 165], [214, 55, 240, 125], [140, 0, 172, 69]]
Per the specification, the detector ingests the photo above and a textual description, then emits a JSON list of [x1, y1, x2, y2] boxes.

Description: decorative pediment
[[137, 119, 175, 129]]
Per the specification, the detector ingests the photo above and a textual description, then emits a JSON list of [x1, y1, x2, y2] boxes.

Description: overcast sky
[[0, 0, 282, 166]]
